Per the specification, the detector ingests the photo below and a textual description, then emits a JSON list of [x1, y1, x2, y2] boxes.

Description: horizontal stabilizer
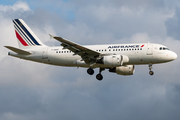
[[4, 46, 31, 55]]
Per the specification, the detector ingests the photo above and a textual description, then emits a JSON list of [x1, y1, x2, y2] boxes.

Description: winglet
[[49, 34, 54, 39]]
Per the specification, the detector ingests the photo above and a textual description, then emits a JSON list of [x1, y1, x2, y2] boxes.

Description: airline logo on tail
[[13, 19, 42, 46]]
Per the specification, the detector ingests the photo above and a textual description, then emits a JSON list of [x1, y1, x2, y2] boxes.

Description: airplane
[[5, 19, 177, 81]]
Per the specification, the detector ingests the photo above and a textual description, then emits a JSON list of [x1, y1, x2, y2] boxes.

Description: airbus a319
[[5, 19, 177, 81]]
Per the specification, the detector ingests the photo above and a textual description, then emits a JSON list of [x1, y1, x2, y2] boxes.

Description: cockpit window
[[159, 47, 169, 50]]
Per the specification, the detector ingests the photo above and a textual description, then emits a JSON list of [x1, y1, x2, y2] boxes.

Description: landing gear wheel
[[96, 74, 103, 81], [149, 71, 154, 75], [148, 63, 154, 76], [87, 68, 94, 75]]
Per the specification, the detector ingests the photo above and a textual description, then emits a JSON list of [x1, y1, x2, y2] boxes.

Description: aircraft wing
[[51, 35, 100, 63]]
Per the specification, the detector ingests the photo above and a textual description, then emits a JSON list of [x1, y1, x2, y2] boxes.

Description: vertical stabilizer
[[12, 19, 46, 48]]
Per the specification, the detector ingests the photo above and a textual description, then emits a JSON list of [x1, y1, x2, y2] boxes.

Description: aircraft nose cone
[[171, 52, 177, 60]]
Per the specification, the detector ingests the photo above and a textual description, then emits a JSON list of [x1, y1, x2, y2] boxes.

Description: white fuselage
[[8, 43, 177, 68], [6, 19, 177, 80]]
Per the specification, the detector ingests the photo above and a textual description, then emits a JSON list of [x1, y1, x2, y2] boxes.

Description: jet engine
[[109, 65, 135, 75], [96, 55, 129, 67]]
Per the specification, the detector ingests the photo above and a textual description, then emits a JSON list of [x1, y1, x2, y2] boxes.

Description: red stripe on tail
[[15, 30, 28, 46]]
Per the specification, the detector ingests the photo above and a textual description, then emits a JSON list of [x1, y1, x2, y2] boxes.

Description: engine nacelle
[[109, 65, 135, 75], [103, 55, 121, 67], [96, 55, 129, 67]]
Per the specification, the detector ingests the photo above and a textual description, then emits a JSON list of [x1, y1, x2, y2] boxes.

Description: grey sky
[[0, 0, 180, 120]]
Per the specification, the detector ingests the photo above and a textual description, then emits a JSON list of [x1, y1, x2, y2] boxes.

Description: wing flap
[[4, 46, 31, 55]]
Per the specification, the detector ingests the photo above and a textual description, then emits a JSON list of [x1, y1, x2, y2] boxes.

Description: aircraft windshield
[[159, 47, 169, 50]]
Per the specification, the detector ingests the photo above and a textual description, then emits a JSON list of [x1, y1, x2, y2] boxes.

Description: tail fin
[[12, 19, 46, 48]]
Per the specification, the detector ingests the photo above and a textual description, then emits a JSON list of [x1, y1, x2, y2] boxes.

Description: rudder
[[13, 19, 46, 48]]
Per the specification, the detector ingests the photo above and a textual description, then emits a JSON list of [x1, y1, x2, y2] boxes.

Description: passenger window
[[62, 51, 63, 53]]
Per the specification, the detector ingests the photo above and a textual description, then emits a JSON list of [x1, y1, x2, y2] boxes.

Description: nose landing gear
[[149, 63, 154, 75], [149, 71, 154, 75]]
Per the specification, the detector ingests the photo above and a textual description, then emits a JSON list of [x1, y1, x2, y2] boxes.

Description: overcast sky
[[0, 0, 180, 120]]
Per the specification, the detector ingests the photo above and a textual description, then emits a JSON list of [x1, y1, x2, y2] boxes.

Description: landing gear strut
[[149, 63, 154, 75], [96, 68, 105, 81]]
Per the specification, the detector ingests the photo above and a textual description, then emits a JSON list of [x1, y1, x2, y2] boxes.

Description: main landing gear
[[87, 68, 105, 81], [87, 68, 94, 75], [149, 63, 154, 75]]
